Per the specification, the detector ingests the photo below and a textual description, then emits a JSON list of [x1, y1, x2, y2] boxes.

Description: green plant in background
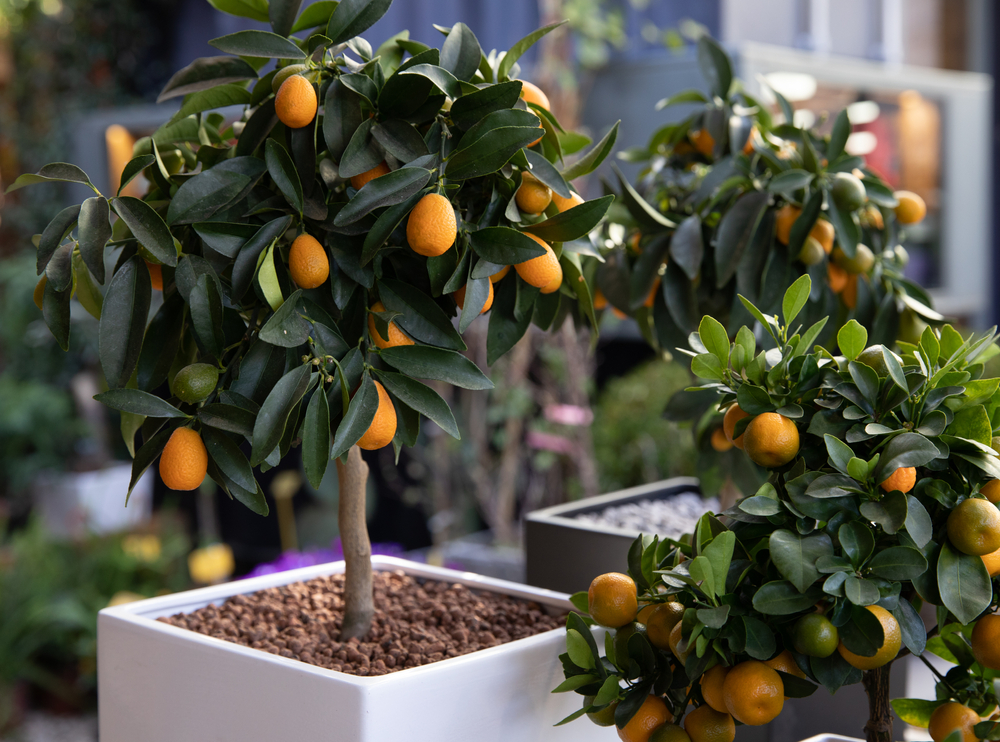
[[9, 0, 619, 640], [591, 359, 696, 493], [0, 516, 189, 724], [0, 254, 92, 504], [555, 276, 1000, 742], [603, 35, 934, 354]]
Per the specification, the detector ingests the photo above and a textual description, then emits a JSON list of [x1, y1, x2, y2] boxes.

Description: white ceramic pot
[[98, 555, 607, 742]]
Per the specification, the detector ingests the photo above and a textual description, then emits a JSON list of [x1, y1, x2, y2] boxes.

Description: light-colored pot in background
[[34, 464, 153, 538], [98, 556, 607, 742]]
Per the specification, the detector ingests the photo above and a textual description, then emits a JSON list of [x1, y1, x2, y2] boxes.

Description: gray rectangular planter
[[524, 477, 702, 595]]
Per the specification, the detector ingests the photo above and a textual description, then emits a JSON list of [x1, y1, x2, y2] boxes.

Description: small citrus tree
[[7, 0, 619, 640], [555, 276, 1000, 742], [592, 35, 936, 495]]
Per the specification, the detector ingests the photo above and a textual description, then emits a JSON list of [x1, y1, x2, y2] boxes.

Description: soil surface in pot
[[158, 570, 563, 676]]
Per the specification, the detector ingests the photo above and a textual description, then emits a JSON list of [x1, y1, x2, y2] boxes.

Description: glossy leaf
[[497, 22, 566, 80], [375, 370, 459, 439], [330, 373, 379, 458], [265, 139, 304, 214], [326, 0, 392, 45], [450, 81, 521, 129], [158, 56, 258, 102], [715, 191, 768, 288], [334, 167, 431, 226], [522, 195, 613, 243], [5, 162, 95, 194], [190, 274, 225, 359], [302, 387, 331, 489], [99, 256, 152, 389], [112, 197, 177, 266], [251, 364, 313, 466], [378, 278, 466, 350], [78, 197, 112, 284], [379, 346, 493, 390], [562, 121, 619, 181], [203, 427, 256, 493], [94, 389, 188, 418], [937, 541, 992, 625], [209, 29, 305, 58]]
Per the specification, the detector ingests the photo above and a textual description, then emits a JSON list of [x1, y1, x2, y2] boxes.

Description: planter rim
[[99, 555, 574, 687], [525, 476, 702, 537], [796, 736, 864, 742]]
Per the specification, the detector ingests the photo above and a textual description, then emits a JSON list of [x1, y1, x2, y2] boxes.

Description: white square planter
[[98, 556, 607, 742]]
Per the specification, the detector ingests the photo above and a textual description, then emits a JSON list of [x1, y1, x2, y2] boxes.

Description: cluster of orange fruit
[[773, 188, 925, 310], [582, 567, 1000, 742]]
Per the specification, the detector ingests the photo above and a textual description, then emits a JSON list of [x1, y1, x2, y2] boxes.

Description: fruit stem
[[336, 445, 374, 641], [862, 664, 893, 742]]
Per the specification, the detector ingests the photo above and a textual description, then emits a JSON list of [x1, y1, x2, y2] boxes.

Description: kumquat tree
[[7, 0, 618, 640], [591, 35, 937, 494], [555, 276, 1000, 742]]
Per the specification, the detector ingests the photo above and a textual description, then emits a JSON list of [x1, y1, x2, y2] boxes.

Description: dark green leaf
[[231, 340, 288, 406], [259, 290, 311, 347], [302, 386, 331, 489], [892, 598, 927, 656], [325, 0, 392, 45], [203, 427, 256, 493], [78, 197, 111, 284], [334, 167, 431, 226], [839, 604, 884, 656], [670, 215, 702, 281], [232, 216, 292, 302], [743, 616, 777, 660], [767, 169, 813, 195], [937, 541, 992, 625], [874, 433, 940, 484], [251, 364, 313, 466], [167, 157, 267, 225], [197, 404, 256, 437], [497, 22, 566, 81], [5, 162, 94, 194], [487, 275, 532, 365], [330, 373, 379, 458], [446, 124, 541, 180], [190, 274, 225, 358], [440, 22, 482, 81], [323, 79, 363, 162], [37, 204, 80, 276], [400, 63, 462, 98], [378, 278, 466, 350], [209, 29, 305, 59], [524, 149, 571, 199], [839, 521, 875, 569], [99, 256, 152, 389], [94, 389, 188, 418], [450, 81, 522, 130], [828, 109, 851, 161], [158, 56, 258, 102], [697, 35, 732, 98], [613, 165, 673, 230], [265, 139, 304, 214], [372, 119, 430, 163], [165, 83, 253, 126], [752, 581, 823, 614], [375, 370, 459, 438], [868, 546, 927, 580], [522, 195, 613, 243], [562, 121, 619, 181], [715, 191, 768, 288], [194, 222, 259, 258], [112, 197, 177, 266], [379, 346, 492, 390], [469, 226, 546, 264], [769, 529, 833, 593], [269, 0, 302, 36]]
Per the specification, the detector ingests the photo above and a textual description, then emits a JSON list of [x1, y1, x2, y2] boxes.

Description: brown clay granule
[[157, 570, 563, 676]]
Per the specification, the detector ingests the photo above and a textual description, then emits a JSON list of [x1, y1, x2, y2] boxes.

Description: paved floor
[[0, 713, 96, 742]]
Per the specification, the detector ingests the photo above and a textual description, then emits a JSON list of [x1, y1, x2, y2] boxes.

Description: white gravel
[[1, 713, 97, 742], [574, 493, 721, 540]]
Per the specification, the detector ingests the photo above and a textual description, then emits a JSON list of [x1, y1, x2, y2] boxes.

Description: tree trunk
[[862, 665, 893, 742], [336, 445, 372, 641]]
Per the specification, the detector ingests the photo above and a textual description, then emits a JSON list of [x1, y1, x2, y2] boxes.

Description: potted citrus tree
[[526, 34, 936, 591], [553, 275, 1000, 742], [7, 0, 620, 737]]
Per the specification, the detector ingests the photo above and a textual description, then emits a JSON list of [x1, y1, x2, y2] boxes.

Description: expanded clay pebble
[[574, 493, 721, 540], [158, 570, 563, 677]]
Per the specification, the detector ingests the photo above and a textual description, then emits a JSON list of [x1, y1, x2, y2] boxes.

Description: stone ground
[[0, 713, 97, 742]]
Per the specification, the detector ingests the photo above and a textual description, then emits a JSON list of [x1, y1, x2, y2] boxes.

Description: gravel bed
[[574, 493, 721, 540], [159, 570, 562, 677]]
